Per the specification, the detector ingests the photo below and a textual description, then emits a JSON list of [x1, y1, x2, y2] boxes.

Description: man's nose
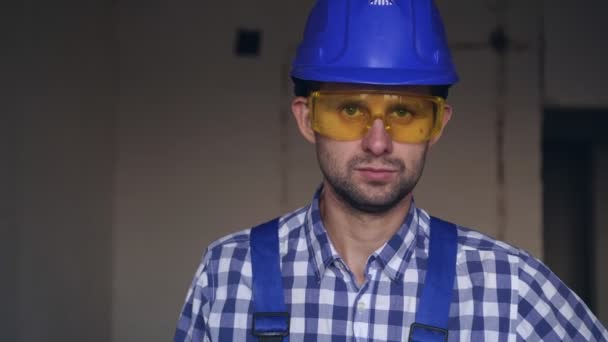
[[361, 118, 393, 155]]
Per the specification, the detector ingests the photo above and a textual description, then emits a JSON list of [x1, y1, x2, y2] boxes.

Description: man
[[174, 0, 608, 341]]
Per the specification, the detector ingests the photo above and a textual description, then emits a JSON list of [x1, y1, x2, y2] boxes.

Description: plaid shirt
[[174, 191, 608, 341]]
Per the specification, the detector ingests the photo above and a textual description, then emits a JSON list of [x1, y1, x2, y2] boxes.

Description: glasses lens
[[311, 93, 370, 140], [310, 92, 442, 143], [384, 95, 439, 143]]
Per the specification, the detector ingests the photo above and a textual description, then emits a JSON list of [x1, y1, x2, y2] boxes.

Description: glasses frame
[[308, 90, 446, 143]]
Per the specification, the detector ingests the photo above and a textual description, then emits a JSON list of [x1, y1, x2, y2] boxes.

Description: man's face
[[292, 83, 452, 214], [315, 121, 428, 214]]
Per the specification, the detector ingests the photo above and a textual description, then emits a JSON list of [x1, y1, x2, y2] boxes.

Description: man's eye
[[392, 108, 413, 118], [341, 106, 362, 116]]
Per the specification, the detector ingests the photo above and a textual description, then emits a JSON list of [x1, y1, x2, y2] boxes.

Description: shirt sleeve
[[174, 249, 214, 342], [516, 252, 608, 341]]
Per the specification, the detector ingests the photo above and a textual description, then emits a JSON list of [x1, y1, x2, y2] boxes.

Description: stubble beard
[[317, 146, 428, 215]]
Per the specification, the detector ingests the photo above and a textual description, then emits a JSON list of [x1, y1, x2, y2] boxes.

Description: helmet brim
[[291, 66, 459, 86]]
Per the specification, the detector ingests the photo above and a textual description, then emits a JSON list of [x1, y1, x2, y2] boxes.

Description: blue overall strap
[[250, 218, 289, 342], [409, 216, 458, 342]]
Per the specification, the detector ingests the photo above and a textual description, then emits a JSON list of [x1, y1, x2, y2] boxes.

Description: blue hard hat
[[291, 0, 459, 86]]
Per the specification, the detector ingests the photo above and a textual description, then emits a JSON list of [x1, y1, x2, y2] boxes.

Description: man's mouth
[[354, 167, 397, 181]]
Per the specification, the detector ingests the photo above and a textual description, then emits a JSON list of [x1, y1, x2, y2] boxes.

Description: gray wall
[[1, 116, 19, 342], [112, 1, 315, 340], [544, 0, 608, 106], [6, 1, 117, 341], [2, 3, 21, 340], [3, 0, 606, 341]]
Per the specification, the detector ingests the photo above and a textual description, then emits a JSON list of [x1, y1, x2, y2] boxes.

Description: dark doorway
[[543, 108, 608, 315]]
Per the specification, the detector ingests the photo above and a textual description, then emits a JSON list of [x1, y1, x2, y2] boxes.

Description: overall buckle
[[251, 312, 290, 337], [408, 322, 448, 342]]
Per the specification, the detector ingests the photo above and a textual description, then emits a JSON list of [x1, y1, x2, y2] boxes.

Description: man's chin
[[363, 179, 395, 187], [345, 199, 402, 214], [343, 191, 408, 214], [356, 180, 400, 194]]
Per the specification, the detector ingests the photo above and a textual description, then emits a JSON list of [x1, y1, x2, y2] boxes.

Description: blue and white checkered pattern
[[174, 192, 608, 341]]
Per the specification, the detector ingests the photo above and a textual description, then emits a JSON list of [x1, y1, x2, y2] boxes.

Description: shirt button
[[357, 301, 366, 312]]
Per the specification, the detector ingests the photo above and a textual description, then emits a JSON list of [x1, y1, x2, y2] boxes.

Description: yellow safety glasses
[[309, 90, 445, 144]]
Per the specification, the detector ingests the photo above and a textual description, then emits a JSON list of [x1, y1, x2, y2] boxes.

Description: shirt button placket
[[353, 294, 370, 340], [357, 301, 366, 313]]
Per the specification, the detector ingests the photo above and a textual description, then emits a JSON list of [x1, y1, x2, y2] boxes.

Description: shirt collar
[[304, 187, 340, 283], [304, 186, 421, 283]]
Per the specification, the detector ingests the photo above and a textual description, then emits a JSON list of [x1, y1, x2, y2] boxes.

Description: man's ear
[[429, 103, 453, 147], [292, 96, 316, 144]]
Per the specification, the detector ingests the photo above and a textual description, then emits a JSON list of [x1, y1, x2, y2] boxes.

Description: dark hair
[[292, 77, 451, 99], [292, 78, 322, 97]]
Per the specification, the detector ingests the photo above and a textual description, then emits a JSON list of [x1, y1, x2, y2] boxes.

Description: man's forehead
[[319, 82, 431, 94]]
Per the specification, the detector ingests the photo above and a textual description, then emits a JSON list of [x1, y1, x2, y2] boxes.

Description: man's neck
[[319, 183, 412, 286]]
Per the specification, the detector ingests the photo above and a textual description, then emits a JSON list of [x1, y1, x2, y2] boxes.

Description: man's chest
[[206, 253, 519, 341]]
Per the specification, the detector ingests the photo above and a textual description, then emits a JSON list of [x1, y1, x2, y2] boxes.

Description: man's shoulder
[[443, 218, 541, 273], [445, 219, 608, 339], [204, 205, 309, 258], [454, 223, 526, 257], [448, 219, 563, 288], [445, 219, 552, 293], [423, 212, 528, 260]]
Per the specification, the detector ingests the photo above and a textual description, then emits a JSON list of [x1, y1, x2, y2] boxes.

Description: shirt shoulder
[[451, 222, 543, 278], [455, 223, 525, 257], [449, 221, 608, 340], [202, 205, 309, 274]]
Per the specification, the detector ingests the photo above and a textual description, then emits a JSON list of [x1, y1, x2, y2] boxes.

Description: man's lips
[[356, 167, 397, 172], [354, 167, 397, 181]]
